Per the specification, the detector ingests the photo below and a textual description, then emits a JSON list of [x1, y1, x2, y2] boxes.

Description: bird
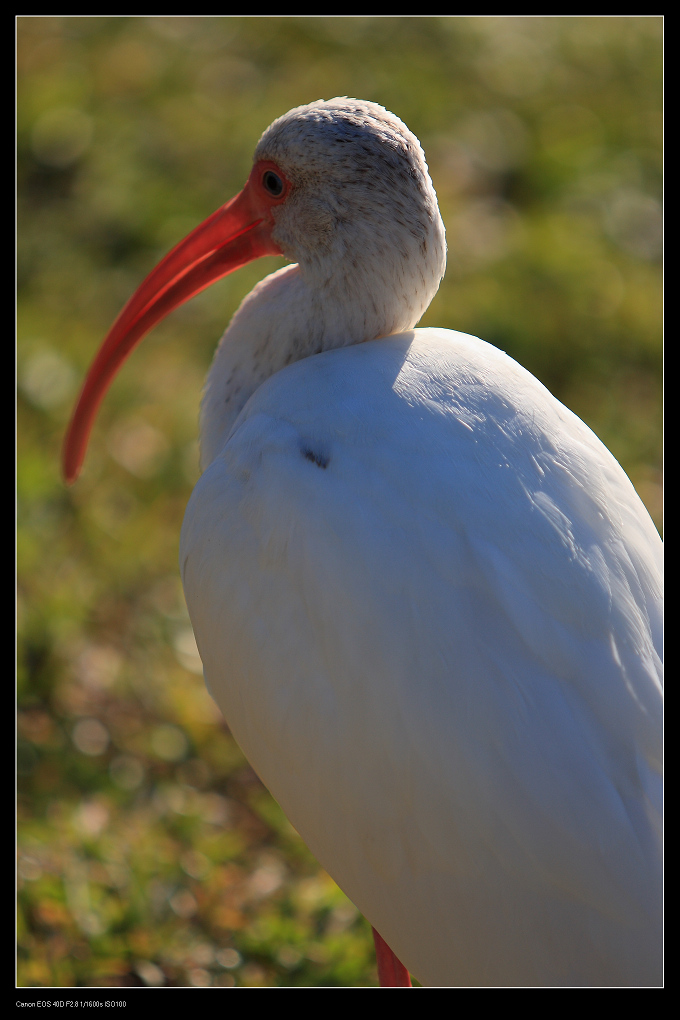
[[63, 98, 662, 987]]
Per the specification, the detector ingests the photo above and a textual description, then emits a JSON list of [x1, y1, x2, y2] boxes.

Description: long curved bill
[[62, 173, 282, 483]]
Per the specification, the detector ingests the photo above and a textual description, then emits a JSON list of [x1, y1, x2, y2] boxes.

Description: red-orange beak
[[62, 159, 290, 483]]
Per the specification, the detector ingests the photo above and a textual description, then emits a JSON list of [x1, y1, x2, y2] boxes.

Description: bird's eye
[[262, 170, 284, 197]]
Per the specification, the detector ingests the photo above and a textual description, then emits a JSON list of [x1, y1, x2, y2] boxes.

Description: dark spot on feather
[[302, 447, 329, 469]]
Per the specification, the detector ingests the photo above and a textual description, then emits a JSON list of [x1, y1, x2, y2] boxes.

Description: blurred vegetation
[[17, 16, 662, 988]]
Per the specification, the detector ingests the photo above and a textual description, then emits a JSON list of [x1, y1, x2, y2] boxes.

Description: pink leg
[[372, 927, 412, 987]]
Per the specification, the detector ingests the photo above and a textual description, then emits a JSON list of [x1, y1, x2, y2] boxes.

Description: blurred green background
[[17, 16, 662, 987]]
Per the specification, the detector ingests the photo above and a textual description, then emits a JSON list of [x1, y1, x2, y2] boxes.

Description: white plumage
[[66, 99, 662, 987]]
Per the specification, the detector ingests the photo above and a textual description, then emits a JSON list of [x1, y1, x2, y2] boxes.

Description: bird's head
[[62, 98, 445, 484]]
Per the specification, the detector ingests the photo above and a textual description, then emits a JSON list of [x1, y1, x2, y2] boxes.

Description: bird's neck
[[199, 258, 437, 469]]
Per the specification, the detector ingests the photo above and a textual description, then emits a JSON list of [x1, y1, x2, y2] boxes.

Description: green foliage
[[18, 16, 662, 987]]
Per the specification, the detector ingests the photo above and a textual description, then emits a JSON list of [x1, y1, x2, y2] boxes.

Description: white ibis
[[64, 98, 662, 987]]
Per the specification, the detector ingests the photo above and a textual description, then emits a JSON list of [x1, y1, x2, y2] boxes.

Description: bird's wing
[[180, 329, 662, 986]]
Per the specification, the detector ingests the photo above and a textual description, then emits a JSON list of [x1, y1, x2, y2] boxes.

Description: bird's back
[[180, 328, 662, 986]]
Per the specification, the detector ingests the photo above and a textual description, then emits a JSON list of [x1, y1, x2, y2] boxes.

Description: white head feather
[[200, 99, 446, 469]]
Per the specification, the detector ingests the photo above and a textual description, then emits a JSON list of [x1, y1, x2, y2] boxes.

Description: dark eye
[[262, 170, 284, 197]]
